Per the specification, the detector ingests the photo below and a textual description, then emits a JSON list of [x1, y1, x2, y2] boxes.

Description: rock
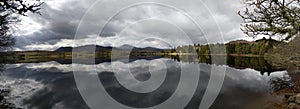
[[296, 94, 300, 104], [288, 103, 300, 109], [286, 93, 295, 99], [288, 64, 297, 73], [289, 95, 297, 103]]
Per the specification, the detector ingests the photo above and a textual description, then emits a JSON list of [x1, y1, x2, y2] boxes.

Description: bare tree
[[0, 0, 43, 50], [238, 0, 300, 41]]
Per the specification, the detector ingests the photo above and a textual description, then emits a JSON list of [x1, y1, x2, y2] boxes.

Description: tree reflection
[[170, 55, 283, 75], [0, 64, 4, 73], [270, 76, 298, 93], [0, 64, 16, 108]]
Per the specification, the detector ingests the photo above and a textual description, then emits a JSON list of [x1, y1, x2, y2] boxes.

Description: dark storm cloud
[[34, 1, 85, 38], [14, 0, 245, 50], [14, 0, 87, 50]]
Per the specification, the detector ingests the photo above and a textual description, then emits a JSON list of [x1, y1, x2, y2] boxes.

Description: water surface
[[0, 57, 288, 109]]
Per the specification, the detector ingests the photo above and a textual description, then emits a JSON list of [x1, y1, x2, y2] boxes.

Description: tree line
[[162, 37, 280, 56]]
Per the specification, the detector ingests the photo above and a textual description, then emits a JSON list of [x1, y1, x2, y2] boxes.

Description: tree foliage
[[0, 0, 43, 49], [171, 38, 280, 56], [238, 0, 300, 41]]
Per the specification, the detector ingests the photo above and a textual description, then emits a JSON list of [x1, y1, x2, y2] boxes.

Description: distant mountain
[[227, 40, 250, 44], [118, 44, 134, 50], [226, 38, 280, 45], [131, 47, 165, 52], [54, 45, 164, 52], [117, 44, 165, 52], [55, 47, 72, 52], [54, 45, 113, 52]]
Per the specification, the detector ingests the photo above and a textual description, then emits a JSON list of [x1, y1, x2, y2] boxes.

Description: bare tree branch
[[0, 0, 43, 50], [239, 0, 300, 41]]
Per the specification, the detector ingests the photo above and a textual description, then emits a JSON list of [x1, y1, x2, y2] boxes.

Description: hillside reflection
[[2, 54, 285, 75]]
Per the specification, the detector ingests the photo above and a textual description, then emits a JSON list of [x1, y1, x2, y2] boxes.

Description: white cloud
[[15, 16, 43, 36]]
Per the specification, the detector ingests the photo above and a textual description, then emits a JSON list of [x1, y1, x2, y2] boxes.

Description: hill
[[54, 45, 164, 53]]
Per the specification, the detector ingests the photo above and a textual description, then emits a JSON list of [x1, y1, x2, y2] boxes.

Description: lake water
[[0, 57, 289, 109]]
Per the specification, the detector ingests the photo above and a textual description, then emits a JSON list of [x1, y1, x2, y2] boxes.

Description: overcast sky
[[13, 0, 262, 51]]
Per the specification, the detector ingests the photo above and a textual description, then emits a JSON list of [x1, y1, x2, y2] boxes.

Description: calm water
[[0, 57, 288, 109]]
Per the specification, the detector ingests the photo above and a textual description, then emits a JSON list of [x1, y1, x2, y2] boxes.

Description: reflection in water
[[0, 64, 4, 73], [170, 55, 284, 75], [22, 73, 89, 109], [0, 56, 291, 109], [270, 76, 296, 92], [1, 64, 89, 109], [99, 69, 180, 108]]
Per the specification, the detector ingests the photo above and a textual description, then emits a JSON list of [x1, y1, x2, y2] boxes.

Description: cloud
[[13, 0, 246, 50]]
